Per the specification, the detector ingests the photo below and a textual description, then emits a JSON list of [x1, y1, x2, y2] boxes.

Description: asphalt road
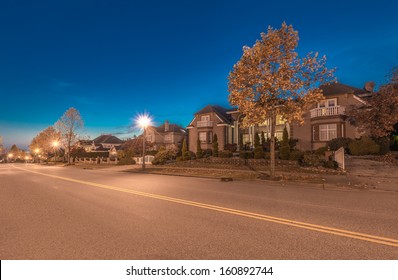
[[1, 163, 397, 259]]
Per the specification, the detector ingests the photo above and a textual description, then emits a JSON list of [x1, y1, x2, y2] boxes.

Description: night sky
[[1, 0, 397, 149]]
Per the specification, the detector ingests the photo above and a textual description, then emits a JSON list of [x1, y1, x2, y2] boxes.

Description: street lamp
[[52, 141, 59, 163], [7, 153, 13, 163], [34, 148, 40, 163], [136, 114, 152, 170]]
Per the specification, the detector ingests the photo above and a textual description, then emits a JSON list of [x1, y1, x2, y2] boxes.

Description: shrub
[[264, 152, 271, 160], [348, 137, 380, 155], [196, 139, 203, 159], [224, 143, 237, 152], [152, 147, 178, 165], [374, 137, 390, 155], [314, 146, 328, 155], [289, 150, 304, 161], [203, 149, 212, 158], [254, 146, 265, 159], [323, 159, 339, 169], [299, 153, 325, 167], [239, 151, 254, 159], [118, 157, 136, 165], [279, 145, 290, 160], [212, 134, 219, 157], [327, 137, 352, 151], [219, 150, 233, 158]]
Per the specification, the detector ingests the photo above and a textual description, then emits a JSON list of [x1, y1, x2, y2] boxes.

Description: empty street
[[1, 164, 397, 259]]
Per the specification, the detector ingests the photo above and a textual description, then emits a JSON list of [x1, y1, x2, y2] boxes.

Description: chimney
[[364, 81, 375, 92], [164, 120, 169, 132]]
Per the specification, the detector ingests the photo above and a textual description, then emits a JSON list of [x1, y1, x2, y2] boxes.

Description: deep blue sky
[[1, 0, 397, 149]]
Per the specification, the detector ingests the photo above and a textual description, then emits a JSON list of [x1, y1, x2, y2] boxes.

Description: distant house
[[291, 83, 369, 150], [93, 134, 124, 151], [145, 121, 186, 150], [76, 140, 96, 152], [187, 105, 240, 153]]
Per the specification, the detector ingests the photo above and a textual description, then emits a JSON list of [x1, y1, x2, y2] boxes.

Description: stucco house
[[186, 105, 240, 153], [187, 83, 370, 153], [291, 83, 369, 150], [145, 120, 186, 150]]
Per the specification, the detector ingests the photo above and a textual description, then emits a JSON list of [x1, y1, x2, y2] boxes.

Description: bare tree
[[228, 22, 335, 178], [55, 107, 84, 164]]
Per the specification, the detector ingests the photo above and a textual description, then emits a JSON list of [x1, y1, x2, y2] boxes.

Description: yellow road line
[[14, 165, 398, 248]]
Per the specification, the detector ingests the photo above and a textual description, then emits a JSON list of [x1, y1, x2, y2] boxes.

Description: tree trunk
[[270, 112, 276, 178]]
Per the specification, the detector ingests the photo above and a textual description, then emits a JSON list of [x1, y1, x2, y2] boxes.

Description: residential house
[[75, 140, 96, 152], [291, 83, 369, 150], [93, 134, 124, 151], [187, 105, 240, 153], [145, 121, 186, 150], [187, 83, 369, 153]]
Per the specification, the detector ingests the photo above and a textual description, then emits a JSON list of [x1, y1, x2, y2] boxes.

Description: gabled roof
[[320, 82, 368, 97], [194, 105, 235, 124], [151, 123, 185, 134], [93, 134, 123, 144]]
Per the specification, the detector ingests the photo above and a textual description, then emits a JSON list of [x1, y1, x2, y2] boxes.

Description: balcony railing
[[197, 120, 213, 127], [310, 106, 345, 118]]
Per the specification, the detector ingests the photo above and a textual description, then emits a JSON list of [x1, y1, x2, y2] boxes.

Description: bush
[[299, 153, 325, 167], [327, 137, 352, 152], [348, 137, 380, 155], [152, 147, 178, 165], [374, 137, 390, 155], [239, 151, 254, 159], [314, 146, 328, 155], [202, 149, 213, 158], [254, 146, 265, 159], [219, 150, 233, 158], [118, 158, 136, 165], [224, 143, 237, 152], [279, 145, 290, 160], [264, 152, 270, 160], [289, 150, 304, 161], [323, 159, 339, 169]]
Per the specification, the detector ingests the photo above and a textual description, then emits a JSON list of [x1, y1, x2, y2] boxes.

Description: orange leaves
[[228, 22, 335, 126]]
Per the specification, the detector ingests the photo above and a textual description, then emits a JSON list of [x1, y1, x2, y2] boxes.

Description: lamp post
[[34, 148, 40, 163], [136, 114, 151, 170], [52, 141, 59, 164], [7, 153, 13, 163]]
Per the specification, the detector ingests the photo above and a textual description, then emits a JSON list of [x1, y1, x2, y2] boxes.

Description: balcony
[[310, 106, 345, 118], [197, 120, 213, 127]]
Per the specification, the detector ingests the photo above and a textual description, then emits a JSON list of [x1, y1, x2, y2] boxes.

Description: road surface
[[1, 163, 397, 259]]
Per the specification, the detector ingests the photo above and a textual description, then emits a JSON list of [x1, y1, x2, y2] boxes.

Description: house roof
[[151, 123, 185, 134], [194, 105, 235, 124], [320, 82, 368, 97], [93, 134, 123, 144]]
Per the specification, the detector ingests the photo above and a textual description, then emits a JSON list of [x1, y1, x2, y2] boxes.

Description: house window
[[201, 115, 210, 121], [319, 124, 337, 141], [199, 132, 207, 143], [318, 98, 337, 108], [164, 135, 172, 142]]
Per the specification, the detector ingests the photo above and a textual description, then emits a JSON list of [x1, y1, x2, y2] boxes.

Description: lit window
[[319, 124, 337, 141], [199, 132, 207, 143]]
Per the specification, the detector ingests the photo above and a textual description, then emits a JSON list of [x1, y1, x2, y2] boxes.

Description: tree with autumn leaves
[[348, 67, 398, 139], [228, 22, 335, 178], [30, 108, 83, 163]]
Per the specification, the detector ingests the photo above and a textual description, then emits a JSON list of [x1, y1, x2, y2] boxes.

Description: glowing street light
[[34, 148, 40, 163], [136, 113, 152, 170], [52, 140, 60, 163], [7, 153, 13, 163]]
